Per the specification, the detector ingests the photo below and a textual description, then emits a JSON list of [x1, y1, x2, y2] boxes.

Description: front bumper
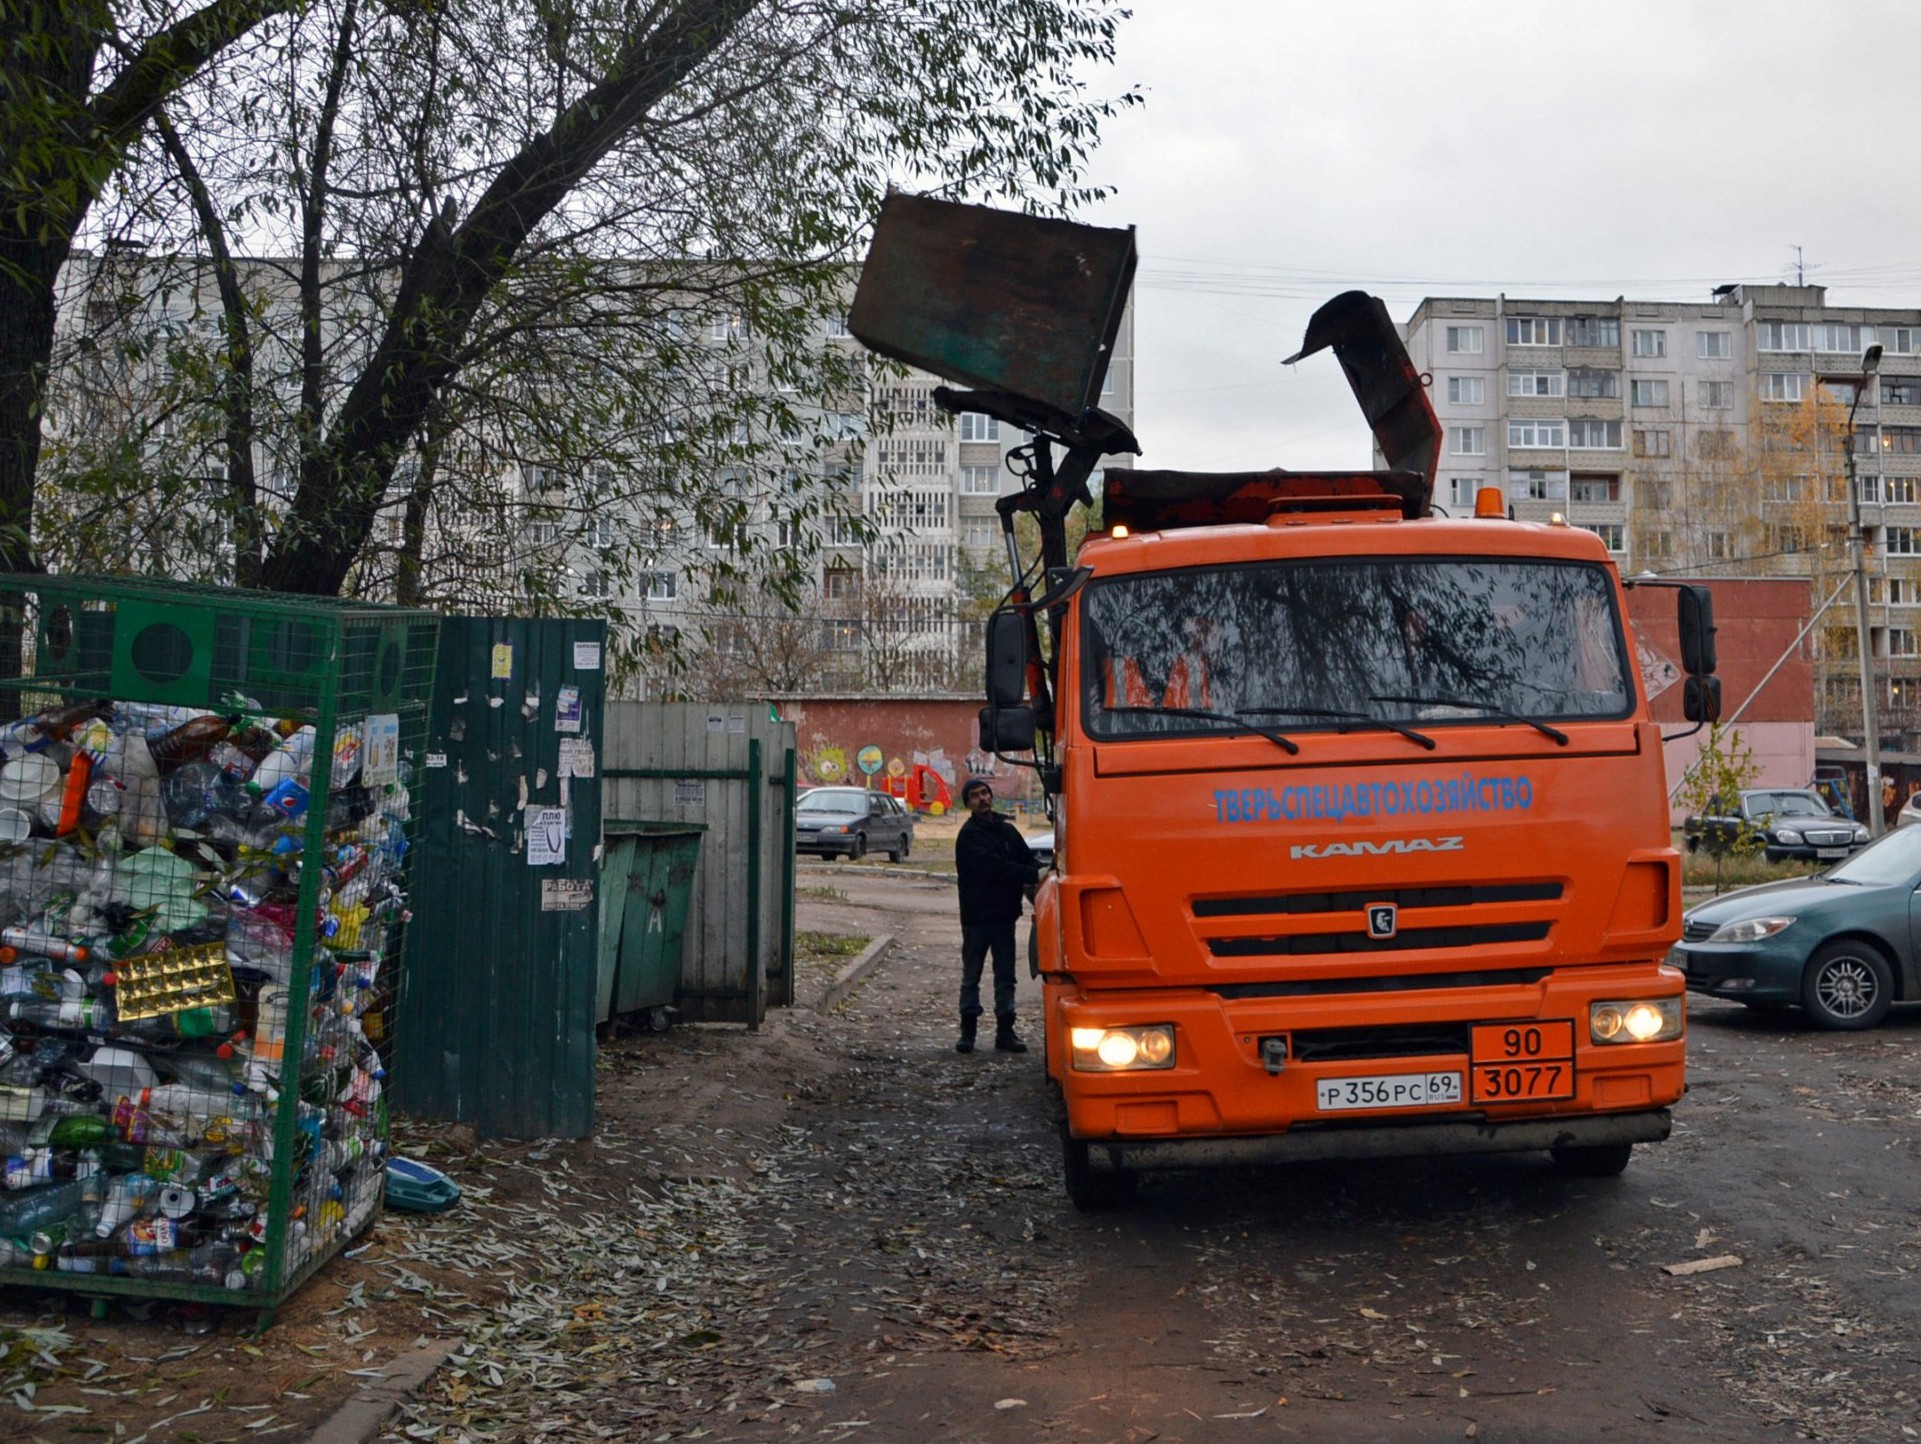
[[1669, 938, 1807, 1003], [1081, 1109, 1672, 1172]]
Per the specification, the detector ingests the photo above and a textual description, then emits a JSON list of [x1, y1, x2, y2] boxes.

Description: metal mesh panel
[[0, 576, 436, 1313]]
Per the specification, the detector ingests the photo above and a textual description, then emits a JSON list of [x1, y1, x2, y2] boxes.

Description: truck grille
[[1197, 881, 1562, 960], [1289, 1023, 1471, 1063]]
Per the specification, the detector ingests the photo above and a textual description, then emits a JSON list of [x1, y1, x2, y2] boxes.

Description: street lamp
[[1845, 343, 1885, 834]]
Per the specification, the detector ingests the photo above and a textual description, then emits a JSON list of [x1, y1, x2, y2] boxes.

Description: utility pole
[[1846, 344, 1885, 834]]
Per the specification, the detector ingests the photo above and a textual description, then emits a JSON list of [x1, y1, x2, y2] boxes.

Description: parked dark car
[[1682, 787, 1868, 864], [795, 787, 914, 862], [1671, 824, 1921, 1029], [1024, 828, 1055, 869]]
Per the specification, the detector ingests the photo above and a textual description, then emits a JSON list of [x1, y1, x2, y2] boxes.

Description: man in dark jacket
[[953, 776, 1041, 1053]]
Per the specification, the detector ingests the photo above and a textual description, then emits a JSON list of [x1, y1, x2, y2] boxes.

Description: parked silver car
[[795, 787, 914, 862]]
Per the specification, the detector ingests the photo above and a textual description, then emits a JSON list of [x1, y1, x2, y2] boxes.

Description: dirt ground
[[5, 862, 1921, 1443]]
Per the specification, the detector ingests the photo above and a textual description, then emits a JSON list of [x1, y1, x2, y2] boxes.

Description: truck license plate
[[1315, 1072, 1463, 1112], [1470, 1021, 1576, 1103]]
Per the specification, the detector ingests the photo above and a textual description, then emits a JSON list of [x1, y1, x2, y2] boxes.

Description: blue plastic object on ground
[[384, 1157, 461, 1212]]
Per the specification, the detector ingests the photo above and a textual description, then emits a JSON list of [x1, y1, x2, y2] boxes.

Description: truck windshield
[[1081, 555, 1632, 739]]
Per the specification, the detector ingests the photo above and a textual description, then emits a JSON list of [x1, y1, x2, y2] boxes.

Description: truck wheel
[[1061, 1125, 1136, 1212], [1550, 1142, 1632, 1178], [1801, 941, 1893, 1030]]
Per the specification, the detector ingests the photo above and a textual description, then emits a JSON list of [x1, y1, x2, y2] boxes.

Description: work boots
[[955, 1018, 977, 1054], [994, 1019, 1028, 1053]]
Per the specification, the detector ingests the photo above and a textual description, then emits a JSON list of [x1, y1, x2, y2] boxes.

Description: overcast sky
[[1079, 1, 1921, 473]]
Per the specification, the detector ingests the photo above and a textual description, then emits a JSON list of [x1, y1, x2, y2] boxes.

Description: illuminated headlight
[[1774, 828, 1803, 845], [1590, 997, 1683, 1045], [1070, 1025, 1176, 1072], [1705, 916, 1795, 945]]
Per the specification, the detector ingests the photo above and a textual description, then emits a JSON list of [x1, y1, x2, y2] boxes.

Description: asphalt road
[[760, 866, 1921, 1443]]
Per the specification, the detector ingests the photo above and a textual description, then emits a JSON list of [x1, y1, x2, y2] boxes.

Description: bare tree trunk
[[256, 0, 760, 596]]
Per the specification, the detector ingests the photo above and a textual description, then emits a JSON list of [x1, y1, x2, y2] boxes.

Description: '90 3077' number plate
[[1315, 1072, 1463, 1112], [1470, 1021, 1576, 1103]]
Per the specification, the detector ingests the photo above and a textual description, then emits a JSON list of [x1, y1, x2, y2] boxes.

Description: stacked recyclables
[[0, 695, 410, 1291]]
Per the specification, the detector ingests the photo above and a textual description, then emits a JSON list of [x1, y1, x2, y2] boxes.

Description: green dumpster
[[598, 821, 705, 1028]]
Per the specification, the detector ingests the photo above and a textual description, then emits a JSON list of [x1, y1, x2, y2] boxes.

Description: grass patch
[[797, 884, 848, 902], [796, 930, 868, 964], [1683, 847, 1826, 893]]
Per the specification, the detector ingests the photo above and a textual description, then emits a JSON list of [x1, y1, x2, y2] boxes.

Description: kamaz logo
[[1289, 836, 1466, 859]]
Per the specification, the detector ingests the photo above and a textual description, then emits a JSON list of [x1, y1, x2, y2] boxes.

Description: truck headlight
[[1070, 1025, 1175, 1071], [1705, 916, 1795, 944], [1590, 997, 1682, 1044]]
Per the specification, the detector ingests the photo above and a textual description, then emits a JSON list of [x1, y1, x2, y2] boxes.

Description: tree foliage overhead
[[21, 0, 1139, 651]]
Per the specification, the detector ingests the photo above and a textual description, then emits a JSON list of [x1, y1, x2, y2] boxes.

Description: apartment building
[[1404, 284, 1921, 746]]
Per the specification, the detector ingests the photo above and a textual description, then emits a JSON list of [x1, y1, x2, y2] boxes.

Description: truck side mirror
[[1678, 585, 1717, 676], [980, 705, 1037, 753], [985, 609, 1028, 707], [1683, 674, 1721, 724]]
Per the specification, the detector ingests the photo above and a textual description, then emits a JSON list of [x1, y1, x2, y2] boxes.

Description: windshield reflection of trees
[[1081, 558, 1631, 738]]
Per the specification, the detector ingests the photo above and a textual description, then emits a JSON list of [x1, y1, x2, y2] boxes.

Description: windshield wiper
[[1240, 706, 1435, 751], [1103, 705, 1300, 754], [1369, 694, 1569, 746]]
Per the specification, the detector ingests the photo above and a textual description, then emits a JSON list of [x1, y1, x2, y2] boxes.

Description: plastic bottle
[[146, 714, 234, 773], [2, 928, 89, 964], [93, 1171, 156, 1236], [3, 1146, 100, 1189], [247, 728, 315, 798], [160, 761, 233, 830], [53, 752, 93, 836], [246, 987, 290, 1093], [7, 997, 108, 1032], [0, 1174, 90, 1236]]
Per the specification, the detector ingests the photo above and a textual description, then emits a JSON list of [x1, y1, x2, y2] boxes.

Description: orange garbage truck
[[849, 195, 1721, 1208]]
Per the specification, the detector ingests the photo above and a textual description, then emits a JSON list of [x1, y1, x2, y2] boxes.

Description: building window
[[1506, 317, 1560, 346], [1507, 469, 1568, 501], [1697, 331, 1733, 360], [1630, 329, 1667, 358], [1696, 428, 1736, 459], [1508, 418, 1566, 449], [1570, 474, 1621, 503], [1445, 325, 1484, 354], [1891, 629, 1920, 658], [1761, 372, 1809, 403], [1883, 376, 1921, 406], [823, 312, 850, 339], [1766, 523, 1807, 554], [1567, 419, 1622, 450], [1645, 528, 1673, 557], [1447, 375, 1485, 405], [1632, 428, 1671, 458], [959, 413, 1000, 443], [1890, 577, 1919, 605], [1889, 476, 1917, 505], [1757, 321, 1812, 352], [1450, 426, 1486, 456], [524, 463, 563, 494], [1640, 480, 1673, 509], [1445, 477, 1481, 509], [642, 571, 676, 601], [1705, 531, 1731, 559], [1815, 323, 1876, 355], [1566, 368, 1620, 399], [1888, 526, 1920, 556], [706, 313, 746, 343], [1880, 427, 1921, 454], [1699, 379, 1734, 410], [959, 463, 1000, 494], [962, 518, 999, 548], [1629, 379, 1670, 408], [576, 569, 609, 599], [1584, 522, 1625, 552], [1507, 369, 1564, 397], [1762, 474, 1805, 504], [1566, 317, 1620, 348], [1889, 327, 1921, 355], [822, 566, 859, 599]]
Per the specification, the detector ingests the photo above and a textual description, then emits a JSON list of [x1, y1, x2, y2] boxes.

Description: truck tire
[[1801, 940, 1893, 1030], [1550, 1141, 1632, 1178], [1061, 1125, 1136, 1212]]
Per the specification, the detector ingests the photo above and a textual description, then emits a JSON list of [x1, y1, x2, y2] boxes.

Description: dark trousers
[[959, 922, 1019, 1023]]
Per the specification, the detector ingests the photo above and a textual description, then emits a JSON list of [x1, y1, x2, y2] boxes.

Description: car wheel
[[1684, 835, 1700, 853], [848, 832, 867, 861], [1801, 941, 1894, 1030], [1061, 1125, 1136, 1212], [888, 835, 908, 863], [1550, 1142, 1632, 1178]]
